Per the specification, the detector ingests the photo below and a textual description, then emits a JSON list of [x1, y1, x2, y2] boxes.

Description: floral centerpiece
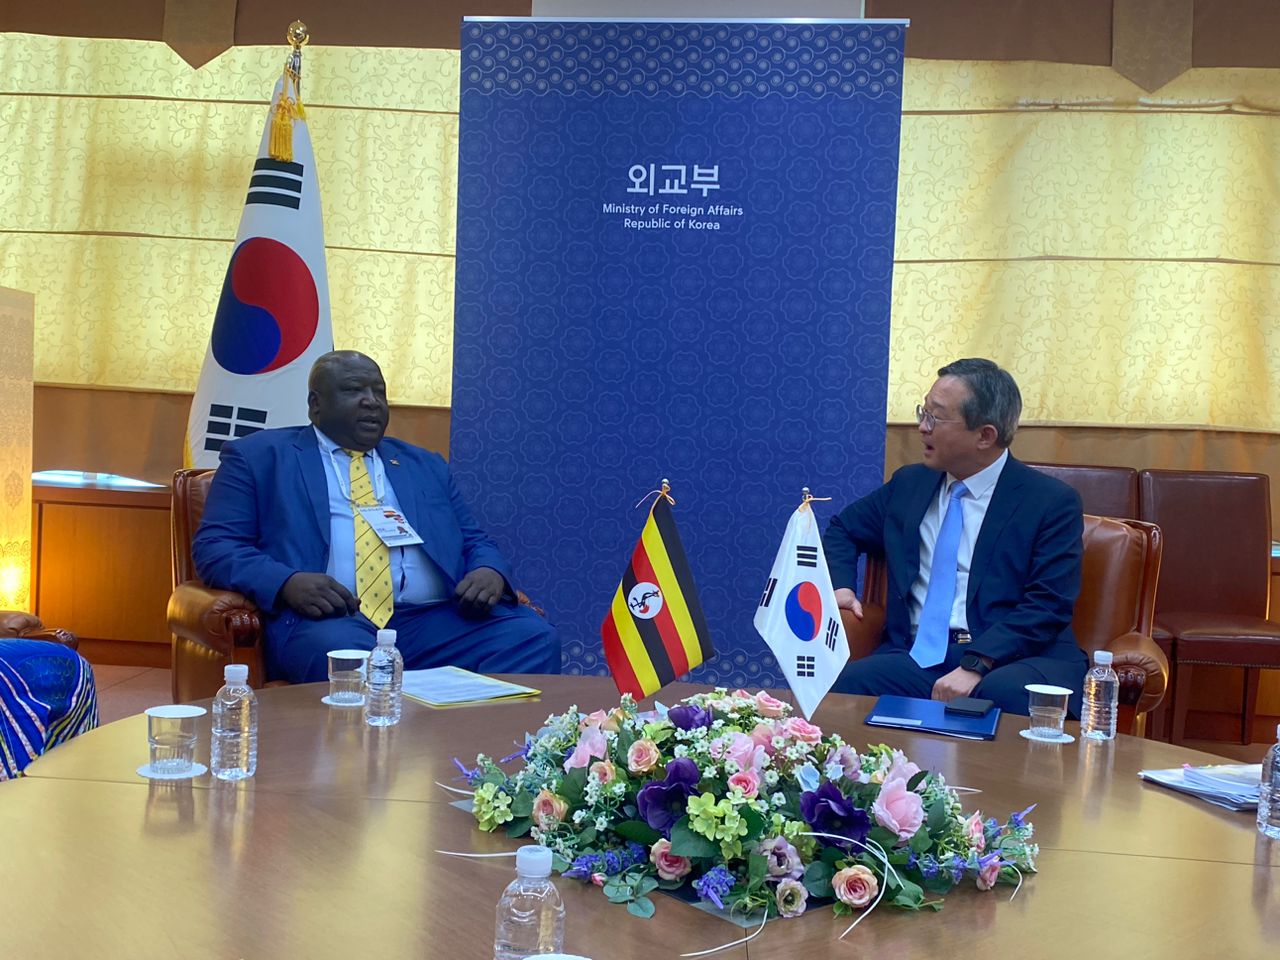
[[460, 689, 1038, 924]]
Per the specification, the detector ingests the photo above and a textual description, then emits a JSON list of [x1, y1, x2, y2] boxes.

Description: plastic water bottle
[[1259, 724, 1280, 840], [1081, 649, 1119, 741], [493, 845, 565, 960], [364, 629, 403, 727], [210, 663, 258, 780]]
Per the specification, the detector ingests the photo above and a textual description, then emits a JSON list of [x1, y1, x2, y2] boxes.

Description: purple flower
[[667, 703, 713, 731], [1009, 803, 1037, 829], [693, 865, 736, 910], [452, 757, 482, 786], [757, 836, 803, 880], [799, 782, 871, 849], [636, 758, 702, 835]]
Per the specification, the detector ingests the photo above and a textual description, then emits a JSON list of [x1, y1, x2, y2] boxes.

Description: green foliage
[[803, 859, 834, 898], [504, 816, 532, 838], [669, 816, 719, 858], [560, 766, 588, 807], [613, 819, 661, 846], [509, 793, 533, 818]]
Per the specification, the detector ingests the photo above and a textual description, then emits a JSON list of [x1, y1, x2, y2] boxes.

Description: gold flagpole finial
[[269, 21, 310, 163]]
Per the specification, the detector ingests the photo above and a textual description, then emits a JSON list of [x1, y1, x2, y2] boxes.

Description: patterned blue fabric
[[0, 640, 99, 780], [452, 20, 906, 687]]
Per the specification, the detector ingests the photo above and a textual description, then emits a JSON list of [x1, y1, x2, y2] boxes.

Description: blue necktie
[[912, 480, 969, 668]]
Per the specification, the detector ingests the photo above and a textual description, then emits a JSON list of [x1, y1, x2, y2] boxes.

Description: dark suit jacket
[[192, 425, 513, 649], [823, 456, 1084, 667]]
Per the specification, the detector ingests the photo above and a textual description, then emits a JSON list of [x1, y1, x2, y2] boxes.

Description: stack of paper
[[401, 666, 540, 707], [1138, 763, 1262, 811]]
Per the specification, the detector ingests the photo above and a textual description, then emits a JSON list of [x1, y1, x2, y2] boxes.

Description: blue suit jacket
[[823, 456, 1084, 667], [192, 426, 513, 648]]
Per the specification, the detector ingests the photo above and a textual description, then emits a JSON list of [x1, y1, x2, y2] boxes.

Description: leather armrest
[[0, 611, 42, 635], [1103, 631, 1169, 716], [167, 582, 263, 658], [841, 603, 886, 663]]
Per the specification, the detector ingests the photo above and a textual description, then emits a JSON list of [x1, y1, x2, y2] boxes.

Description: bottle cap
[[376, 629, 397, 647], [224, 663, 249, 683], [516, 844, 553, 877], [1093, 650, 1113, 666]]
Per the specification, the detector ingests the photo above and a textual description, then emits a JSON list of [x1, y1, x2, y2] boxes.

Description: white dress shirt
[[313, 427, 450, 605], [908, 448, 1009, 631]]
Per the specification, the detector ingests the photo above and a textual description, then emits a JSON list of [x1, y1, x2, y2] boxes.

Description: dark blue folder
[[864, 695, 1001, 740]]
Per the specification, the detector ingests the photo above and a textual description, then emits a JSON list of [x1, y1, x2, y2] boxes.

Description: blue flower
[[799, 782, 871, 850], [693, 865, 736, 910], [636, 758, 702, 836], [452, 757, 482, 786], [667, 704, 713, 731], [794, 762, 820, 793], [1010, 803, 1037, 829]]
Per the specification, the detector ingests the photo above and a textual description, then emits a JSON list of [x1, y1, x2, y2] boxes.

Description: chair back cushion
[[171, 468, 216, 586], [1139, 469, 1271, 619], [1074, 515, 1161, 656], [1025, 462, 1139, 518]]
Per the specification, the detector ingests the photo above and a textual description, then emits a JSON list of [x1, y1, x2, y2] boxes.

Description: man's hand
[[280, 572, 360, 619], [834, 587, 863, 620], [455, 566, 506, 618], [931, 666, 982, 702]]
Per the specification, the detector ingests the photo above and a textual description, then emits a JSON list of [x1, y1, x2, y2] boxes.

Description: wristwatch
[[959, 653, 993, 677]]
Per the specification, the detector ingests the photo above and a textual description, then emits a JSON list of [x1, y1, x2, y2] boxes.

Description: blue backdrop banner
[[452, 19, 907, 688]]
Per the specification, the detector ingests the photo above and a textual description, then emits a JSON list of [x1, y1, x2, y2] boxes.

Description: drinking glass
[[1024, 684, 1072, 741], [146, 704, 205, 775], [327, 649, 371, 706]]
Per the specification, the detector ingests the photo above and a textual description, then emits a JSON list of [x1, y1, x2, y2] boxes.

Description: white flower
[[572, 809, 588, 824], [723, 759, 740, 775], [771, 792, 787, 807], [595, 816, 609, 832], [674, 744, 689, 757], [764, 769, 779, 786]]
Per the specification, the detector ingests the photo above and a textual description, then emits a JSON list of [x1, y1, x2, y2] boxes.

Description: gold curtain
[[0, 35, 459, 406]]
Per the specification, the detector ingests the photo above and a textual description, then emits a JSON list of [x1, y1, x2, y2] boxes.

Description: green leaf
[[892, 876, 925, 908], [504, 816, 533, 838], [669, 817, 719, 858], [820, 845, 845, 867], [803, 860, 834, 898], [509, 794, 534, 818], [615, 725, 637, 759], [739, 805, 767, 844], [748, 852, 768, 884], [627, 896, 656, 919], [614, 819, 661, 846], [551, 852, 571, 873], [909, 827, 933, 854], [634, 875, 659, 896], [577, 826, 597, 846], [560, 767, 588, 806], [906, 770, 928, 792], [603, 878, 630, 899], [927, 797, 947, 834], [867, 826, 898, 850]]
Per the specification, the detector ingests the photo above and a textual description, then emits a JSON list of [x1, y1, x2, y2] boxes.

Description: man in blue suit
[[193, 350, 561, 682], [823, 358, 1086, 716]]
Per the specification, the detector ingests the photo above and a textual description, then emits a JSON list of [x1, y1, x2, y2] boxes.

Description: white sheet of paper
[[401, 666, 538, 706], [357, 504, 424, 546]]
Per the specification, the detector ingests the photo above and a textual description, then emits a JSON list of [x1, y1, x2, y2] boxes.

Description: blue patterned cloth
[[0, 640, 98, 780]]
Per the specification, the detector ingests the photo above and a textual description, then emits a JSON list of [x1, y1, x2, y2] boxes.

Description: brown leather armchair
[[168, 469, 267, 703], [0, 611, 78, 649], [1024, 462, 1139, 519], [842, 514, 1169, 736], [1139, 469, 1280, 744]]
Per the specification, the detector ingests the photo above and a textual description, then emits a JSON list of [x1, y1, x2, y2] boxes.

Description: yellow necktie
[[346, 449, 393, 629]]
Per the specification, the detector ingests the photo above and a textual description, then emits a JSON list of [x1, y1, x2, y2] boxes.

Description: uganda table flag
[[601, 482, 714, 699], [754, 490, 849, 719], [183, 22, 333, 468]]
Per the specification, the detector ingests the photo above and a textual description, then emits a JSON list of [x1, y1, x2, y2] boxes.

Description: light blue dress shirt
[[313, 426, 450, 605]]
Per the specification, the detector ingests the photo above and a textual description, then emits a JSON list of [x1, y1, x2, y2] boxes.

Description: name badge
[[357, 505, 424, 547]]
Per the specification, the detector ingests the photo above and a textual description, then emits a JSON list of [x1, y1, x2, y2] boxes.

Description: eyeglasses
[[915, 404, 966, 432]]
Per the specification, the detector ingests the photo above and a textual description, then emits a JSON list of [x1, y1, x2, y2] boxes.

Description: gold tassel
[[269, 94, 293, 163]]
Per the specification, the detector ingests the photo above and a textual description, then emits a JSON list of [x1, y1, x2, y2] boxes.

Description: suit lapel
[[294, 428, 331, 549], [967, 456, 1027, 603], [893, 469, 944, 592], [379, 442, 420, 531]]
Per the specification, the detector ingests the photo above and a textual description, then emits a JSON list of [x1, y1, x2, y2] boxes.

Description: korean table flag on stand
[[184, 22, 334, 468], [754, 490, 849, 719]]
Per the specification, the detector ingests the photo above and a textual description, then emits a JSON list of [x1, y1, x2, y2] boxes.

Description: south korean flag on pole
[[183, 33, 333, 468], [754, 490, 849, 719]]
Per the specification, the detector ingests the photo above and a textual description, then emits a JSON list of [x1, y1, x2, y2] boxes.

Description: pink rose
[[754, 691, 788, 718], [977, 858, 1001, 891], [581, 709, 623, 733], [966, 812, 985, 853], [591, 872, 606, 887], [649, 838, 692, 881], [727, 770, 760, 798], [885, 749, 922, 784], [590, 759, 617, 784], [731, 688, 752, 699], [531, 788, 568, 830], [832, 865, 879, 908], [627, 738, 661, 774], [564, 723, 608, 771], [871, 777, 925, 841], [749, 722, 779, 755], [712, 732, 767, 774], [782, 716, 823, 744]]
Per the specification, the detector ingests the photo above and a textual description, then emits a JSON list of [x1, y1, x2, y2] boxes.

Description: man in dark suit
[[193, 350, 560, 682], [823, 358, 1086, 715]]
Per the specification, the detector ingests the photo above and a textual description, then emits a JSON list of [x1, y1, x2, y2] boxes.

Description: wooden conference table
[[4, 678, 1278, 959]]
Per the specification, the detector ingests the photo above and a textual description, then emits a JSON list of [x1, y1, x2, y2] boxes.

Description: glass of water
[[1024, 684, 1073, 741], [146, 704, 206, 775], [327, 649, 371, 706]]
